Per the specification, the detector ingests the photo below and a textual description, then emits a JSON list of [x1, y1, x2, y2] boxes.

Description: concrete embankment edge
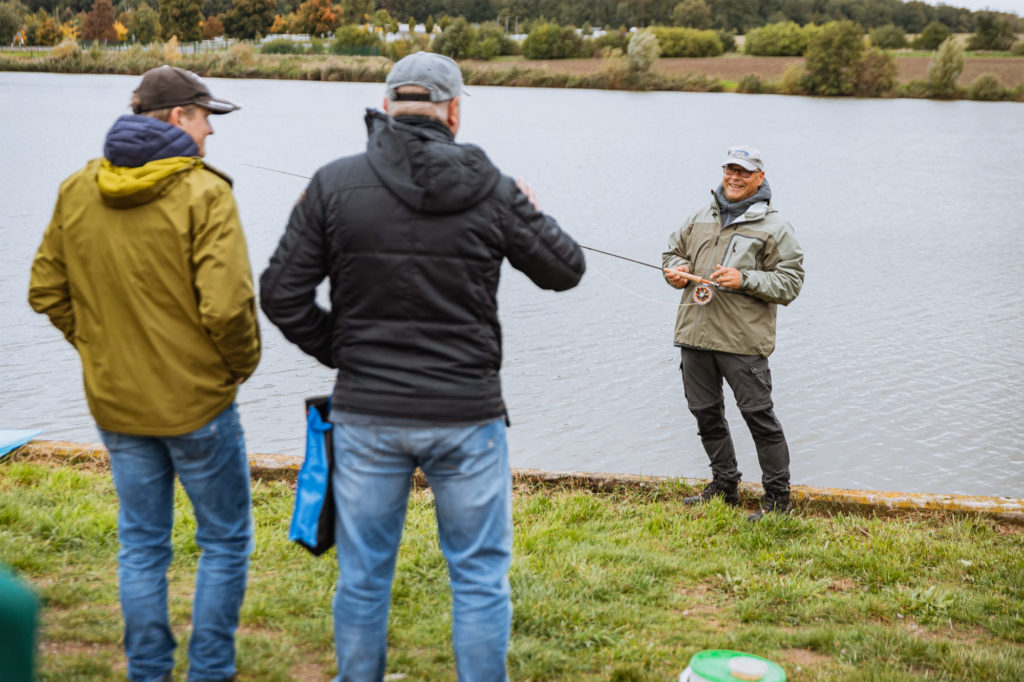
[[13, 440, 1024, 525]]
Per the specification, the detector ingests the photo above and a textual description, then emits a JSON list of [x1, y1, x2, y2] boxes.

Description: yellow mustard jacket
[[29, 157, 261, 436]]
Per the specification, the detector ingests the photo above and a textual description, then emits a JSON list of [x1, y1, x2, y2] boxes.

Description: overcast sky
[[924, 0, 1022, 15]]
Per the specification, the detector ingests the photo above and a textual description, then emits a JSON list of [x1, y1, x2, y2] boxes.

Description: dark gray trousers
[[679, 347, 790, 495]]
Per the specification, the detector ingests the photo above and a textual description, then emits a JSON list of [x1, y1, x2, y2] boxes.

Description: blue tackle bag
[[288, 396, 336, 556]]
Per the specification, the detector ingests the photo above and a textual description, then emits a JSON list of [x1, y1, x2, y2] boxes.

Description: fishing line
[[589, 265, 702, 308], [244, 162, 713, 307]]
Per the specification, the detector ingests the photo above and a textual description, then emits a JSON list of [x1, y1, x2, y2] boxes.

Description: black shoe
[[683, 479, 739, 507], [747, 491, 791, 522]]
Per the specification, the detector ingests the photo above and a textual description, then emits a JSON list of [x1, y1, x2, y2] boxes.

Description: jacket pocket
[[721, 234, 765, 271]]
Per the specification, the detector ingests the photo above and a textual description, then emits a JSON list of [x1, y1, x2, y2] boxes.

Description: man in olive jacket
[[29, 66, 260, 682], [663, 145, 804, 522], [260, 52, 584, 680]]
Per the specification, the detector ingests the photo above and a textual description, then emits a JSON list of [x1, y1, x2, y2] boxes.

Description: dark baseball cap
[[132, 65, 240, 115]]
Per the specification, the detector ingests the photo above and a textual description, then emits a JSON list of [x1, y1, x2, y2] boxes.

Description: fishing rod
[[581, 245, 721, 306], [245, 163, 720, 305]]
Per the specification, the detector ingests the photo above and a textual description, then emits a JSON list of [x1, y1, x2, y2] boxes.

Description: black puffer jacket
[[260, 110, 585, 422]]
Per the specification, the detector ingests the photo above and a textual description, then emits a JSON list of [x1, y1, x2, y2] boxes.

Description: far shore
[[2, 47, 1022, 101]]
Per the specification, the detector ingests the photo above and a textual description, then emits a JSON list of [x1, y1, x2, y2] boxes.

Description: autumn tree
[[159, 0, 203, 40], [201, 12, 222, 36], [222, 0, 274, 38], [82, 0, 117, 41], [292, 0, 336, 36]]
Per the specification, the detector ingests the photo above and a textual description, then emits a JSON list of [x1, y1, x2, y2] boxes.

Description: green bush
[[627, 28, 659, 72], [869, 24, 906, 49], [927, 36, 964, 98], [717, 29, 736, 53], [899, 79, 933, 98], [912, 21, 950, 51], [744, 21, 817, 56], [329, 25, 382, 55], [431, 16, 474, 59], [649, 26, 722, 57], [802, 20, 865, 96], [474, 21, 516, 58], [1013, 40, 1024, 56], [852, 47, 897, 96], [521, 22, 583, 59], [736, 74, 772, 93], [967, 12, 1017, 51], [261, 38, 301, 53], [585, 27, 628, 57], [968, 73, 1007, 100]]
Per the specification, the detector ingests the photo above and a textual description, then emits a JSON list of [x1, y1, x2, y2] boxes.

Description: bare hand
[[516, 178, 540, 211], [711, 265, 742, 289], [663, 265, 691, 289]]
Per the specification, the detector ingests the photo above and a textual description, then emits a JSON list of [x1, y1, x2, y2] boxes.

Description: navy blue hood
[[103, 114, 199, 168]]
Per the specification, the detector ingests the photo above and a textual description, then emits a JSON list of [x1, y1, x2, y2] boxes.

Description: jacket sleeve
[[28, 193, 76, 345], [502, 179, 585, 291], [258, 175, 335, 368], [192, 184, 262, 380], [661, 211, 696, 284], [742, 219, 804, 305]]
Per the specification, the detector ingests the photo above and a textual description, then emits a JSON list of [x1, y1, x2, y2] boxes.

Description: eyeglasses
[[722, 165, 757, 179]]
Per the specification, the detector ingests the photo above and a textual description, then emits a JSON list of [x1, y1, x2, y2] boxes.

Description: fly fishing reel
[[692, 283, 714, 306]]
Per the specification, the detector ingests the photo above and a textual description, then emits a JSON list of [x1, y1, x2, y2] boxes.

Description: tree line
[[1, 0, 1021, 48]]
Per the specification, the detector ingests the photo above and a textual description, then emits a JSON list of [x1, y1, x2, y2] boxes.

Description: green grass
[[2, 457, 1023, 680]]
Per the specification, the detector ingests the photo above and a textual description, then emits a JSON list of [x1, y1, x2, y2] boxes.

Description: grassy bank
[[2, 456, 1023, 680], [2, 44, 1022, 101]]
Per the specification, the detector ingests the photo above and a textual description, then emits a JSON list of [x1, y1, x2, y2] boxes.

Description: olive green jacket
[[662, 194, 804, 357], [29, 157, 261, 436]]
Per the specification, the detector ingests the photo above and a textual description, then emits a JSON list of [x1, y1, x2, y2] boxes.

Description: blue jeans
[[99, 403, 253, 682], [331, 418, 512, 682]]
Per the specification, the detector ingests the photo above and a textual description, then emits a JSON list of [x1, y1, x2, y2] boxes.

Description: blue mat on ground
[[0, 430, 43, 459]]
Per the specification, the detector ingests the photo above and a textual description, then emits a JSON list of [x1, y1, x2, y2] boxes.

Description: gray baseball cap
[[385, 52, 465, 102], [722, 145, 764, 171]]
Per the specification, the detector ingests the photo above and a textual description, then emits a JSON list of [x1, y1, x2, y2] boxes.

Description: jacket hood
[[104, 114, 199, 168], [364, 109, 500, 215], [96, 157, 203, 208]]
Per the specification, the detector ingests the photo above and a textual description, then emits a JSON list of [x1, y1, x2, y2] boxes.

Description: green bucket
[[679, 650, 786, 682]]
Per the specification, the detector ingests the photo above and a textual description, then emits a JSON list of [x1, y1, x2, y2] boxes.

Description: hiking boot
[[747, 491, 791, 522], [683, 479, 739, 507]]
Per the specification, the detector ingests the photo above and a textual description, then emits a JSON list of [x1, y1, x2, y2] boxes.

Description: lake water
[[2, 72, 1022, 497]]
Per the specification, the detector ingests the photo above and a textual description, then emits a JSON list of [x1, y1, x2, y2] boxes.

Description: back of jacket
[[260, 111, 585, 423], [29, 117, 261, 436]]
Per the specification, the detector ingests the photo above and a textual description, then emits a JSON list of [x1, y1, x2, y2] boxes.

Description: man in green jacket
[[29, 66, 260, 681], [663, 145, 804, 521]]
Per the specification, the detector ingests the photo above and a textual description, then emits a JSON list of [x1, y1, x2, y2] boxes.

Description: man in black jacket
[[260, 52, 585, 681]]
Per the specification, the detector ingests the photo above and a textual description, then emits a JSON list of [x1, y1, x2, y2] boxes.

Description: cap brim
[[197, 96, 240, 114], [724, 159, 759, 171]]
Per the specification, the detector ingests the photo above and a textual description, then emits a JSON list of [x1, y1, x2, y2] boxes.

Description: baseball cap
[[132, 65, 240, 115], [385, 52, 465, 102], [722, 145, 764, 172]]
